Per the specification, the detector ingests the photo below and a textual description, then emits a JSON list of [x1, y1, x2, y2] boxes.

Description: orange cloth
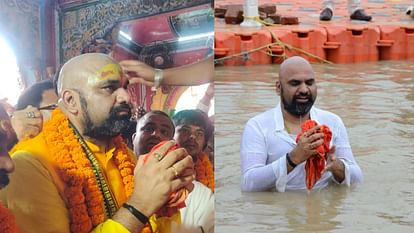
[[296, 120, 332, 190], [0, 202, 19, 233]]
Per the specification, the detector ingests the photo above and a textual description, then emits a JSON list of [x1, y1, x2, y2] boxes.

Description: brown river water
[[214, 61, 414, 233]]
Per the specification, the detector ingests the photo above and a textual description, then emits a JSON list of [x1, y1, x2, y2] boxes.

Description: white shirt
[[240, 103, 363, 192], [172, 181, 215, 233]]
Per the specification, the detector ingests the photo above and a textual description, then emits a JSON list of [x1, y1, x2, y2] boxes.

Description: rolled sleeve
[[330, 158, 351, 185], [273, 155, 288, 192]]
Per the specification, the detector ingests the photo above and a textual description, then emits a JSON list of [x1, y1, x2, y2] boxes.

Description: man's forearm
[[163, 57, 213, 85], [112, 206, 147, 233]]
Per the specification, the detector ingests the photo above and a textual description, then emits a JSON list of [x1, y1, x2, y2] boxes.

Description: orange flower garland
[[195, 153, 214, 192], [113, 136, 135, 198], [0, 202, 19, 233], [43, 109, 136, 233]]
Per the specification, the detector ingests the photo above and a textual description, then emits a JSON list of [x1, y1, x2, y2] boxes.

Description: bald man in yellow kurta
[[0, 53, 194, 233]]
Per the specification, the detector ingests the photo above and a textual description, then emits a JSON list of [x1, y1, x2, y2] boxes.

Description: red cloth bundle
[[143, 141, 188, 217], [0, 202, 19, 233], [296, 120, 332, 190]]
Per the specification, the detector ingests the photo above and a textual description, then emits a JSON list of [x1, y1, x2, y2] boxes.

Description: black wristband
[[122, 203, 149, 224], [286, 153, 297, 168]]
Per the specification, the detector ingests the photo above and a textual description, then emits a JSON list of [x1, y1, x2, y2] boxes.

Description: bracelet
[[151, 68, 163, 91], [122, 203, 149, 224], [286, 153, 297, 168]]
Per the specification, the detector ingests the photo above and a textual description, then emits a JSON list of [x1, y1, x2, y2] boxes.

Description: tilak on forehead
[[90, 63, 125, 85]]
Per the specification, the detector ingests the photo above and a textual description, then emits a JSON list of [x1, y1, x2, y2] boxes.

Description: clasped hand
[[130, 140, 195, 217], [290, 125, 324, 164]]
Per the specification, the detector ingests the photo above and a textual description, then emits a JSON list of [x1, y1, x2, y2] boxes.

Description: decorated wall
[[59, 0, 211, 63]]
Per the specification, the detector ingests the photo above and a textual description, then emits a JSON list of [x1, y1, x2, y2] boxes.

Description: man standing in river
[[240, 56, 363, 192]]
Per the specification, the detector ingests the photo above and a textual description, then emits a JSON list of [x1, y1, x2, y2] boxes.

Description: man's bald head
[[56, 53, 131, 139], [276, 56, 317, 117], [278, 56, 314, 81], [57, 53, 122, 95]]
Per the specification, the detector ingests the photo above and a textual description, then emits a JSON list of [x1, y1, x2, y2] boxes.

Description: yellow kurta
[[0, 132, 132, 233]]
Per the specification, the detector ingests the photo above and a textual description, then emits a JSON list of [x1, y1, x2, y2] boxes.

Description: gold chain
[[284, 119, 291, 134]]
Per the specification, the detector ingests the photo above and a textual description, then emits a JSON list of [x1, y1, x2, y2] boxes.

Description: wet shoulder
[[247, 108, 275, 125]]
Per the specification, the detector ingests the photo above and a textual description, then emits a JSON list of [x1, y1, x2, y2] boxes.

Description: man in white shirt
[[133, 111, 214, 233], [240, 56, 363, 192]]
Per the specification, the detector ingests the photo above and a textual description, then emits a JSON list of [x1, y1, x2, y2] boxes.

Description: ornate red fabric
[[143, 141, 188, 217], [296, 120, 332, 190]]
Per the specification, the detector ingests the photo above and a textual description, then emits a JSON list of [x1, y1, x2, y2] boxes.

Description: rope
[[214, 15, 333, 65]]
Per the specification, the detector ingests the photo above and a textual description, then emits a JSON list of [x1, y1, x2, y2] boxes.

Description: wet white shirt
[[172, 181, 215, 233], [240, 103, 363, 192]]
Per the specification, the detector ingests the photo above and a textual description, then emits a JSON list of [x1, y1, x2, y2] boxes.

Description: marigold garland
[[0, 202, 19, 233], [195, 153, 214, 192], [43, 109, 136, 233]]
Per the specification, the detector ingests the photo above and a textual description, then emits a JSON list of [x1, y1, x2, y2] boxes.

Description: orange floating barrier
[[378, 25, 409, 60], [214, 30, 272, 66], [270, 26, 327, 63], [402, 26, 414, 60], [215, 32, 241, 66], [324, 25, 380, 63]]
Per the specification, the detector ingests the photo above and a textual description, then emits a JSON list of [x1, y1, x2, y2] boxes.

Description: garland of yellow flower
[[43, 109, 137, 233], [195, 153, 214, 192], [0, 202, 19, 233]]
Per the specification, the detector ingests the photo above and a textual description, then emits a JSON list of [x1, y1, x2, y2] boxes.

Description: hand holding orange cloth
[[296, 120, 332, 190], [143, 141, 189, 217]]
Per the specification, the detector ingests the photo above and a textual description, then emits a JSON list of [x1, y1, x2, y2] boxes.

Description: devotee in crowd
[[320, 0, 372, 21], [10, 79, 58, 141], [133, 110, 214, 233], [240, 56, 363, 192], [172, 110, 214, 192], [0, 104, 19, 232], [0, 53, 195, 233]]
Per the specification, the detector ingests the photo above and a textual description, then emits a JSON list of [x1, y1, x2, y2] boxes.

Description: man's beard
[[81, 97, 132, 139], [0, 169, 9, 189], [281, 88, 315, 117]]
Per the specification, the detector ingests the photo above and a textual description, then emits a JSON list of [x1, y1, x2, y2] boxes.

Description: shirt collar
[[85, 139, 116, 155]]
